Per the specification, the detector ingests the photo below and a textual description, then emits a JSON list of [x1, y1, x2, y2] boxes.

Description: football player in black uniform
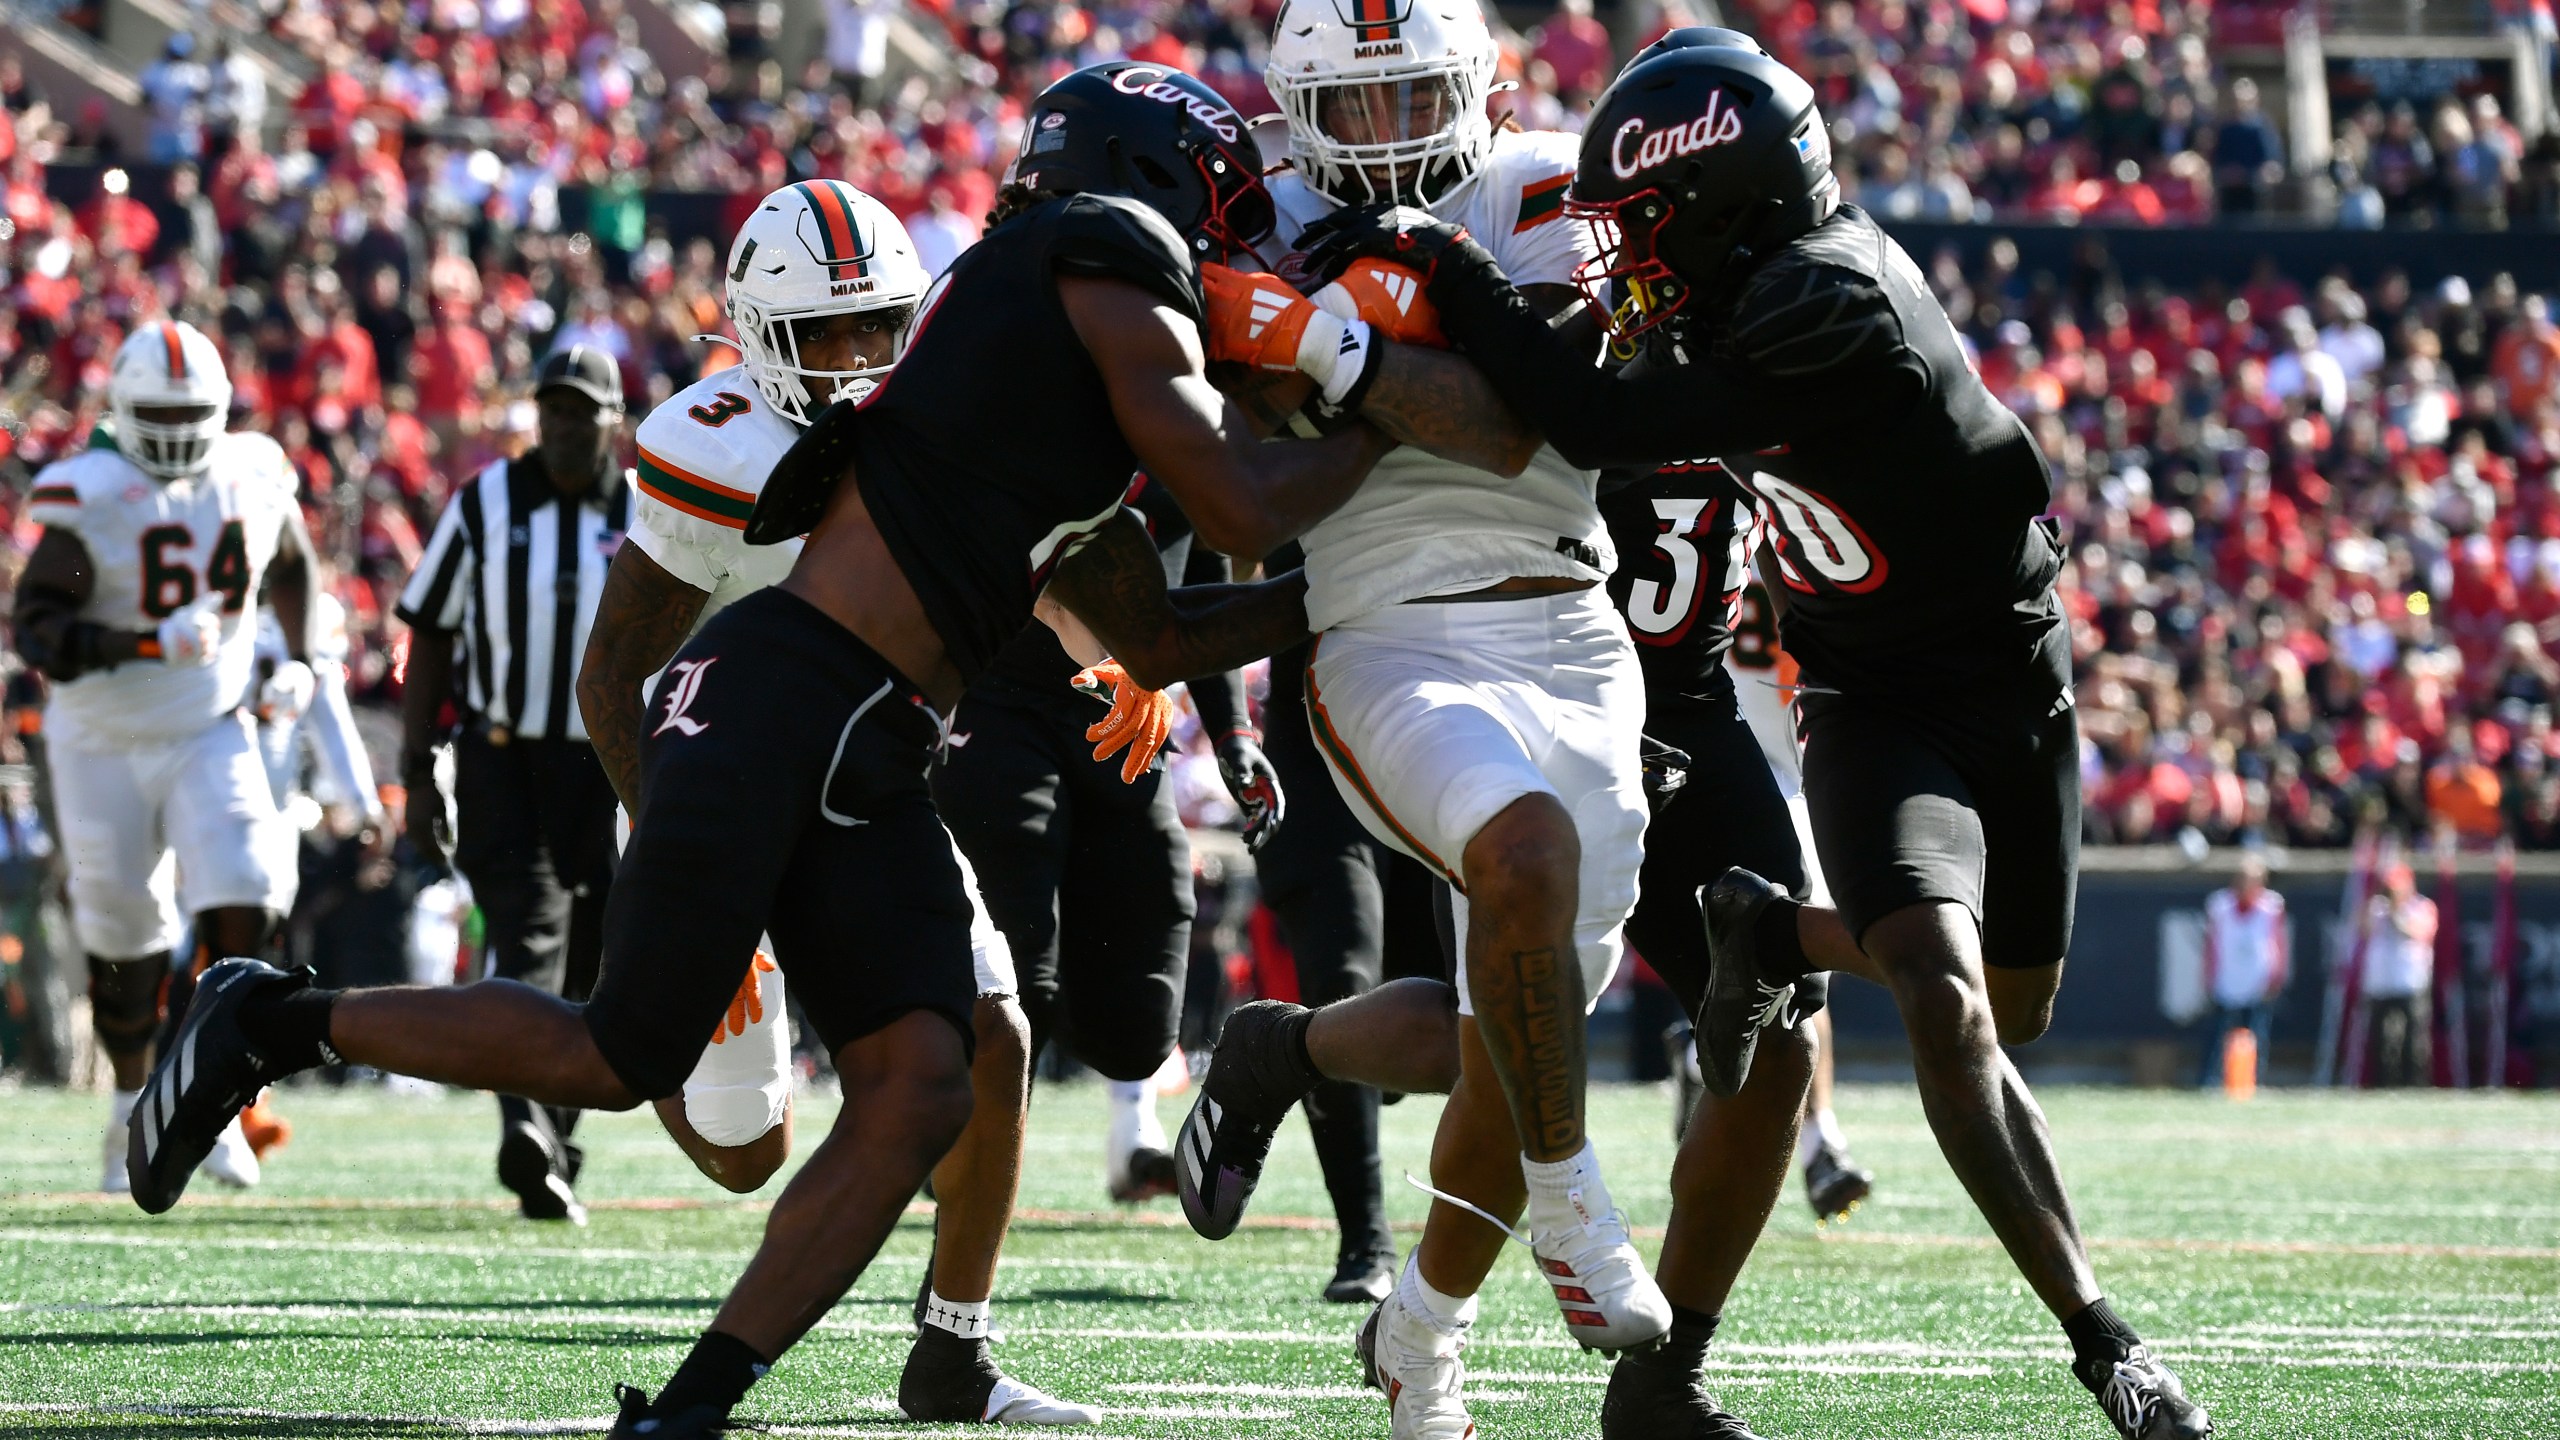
[[1269, 43, 2212, 1440], [123, 63, 1395, 1436], [933, 474, 1278, 1205]]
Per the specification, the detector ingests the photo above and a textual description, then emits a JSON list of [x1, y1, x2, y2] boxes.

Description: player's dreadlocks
[[986, 183, 1068, 232]]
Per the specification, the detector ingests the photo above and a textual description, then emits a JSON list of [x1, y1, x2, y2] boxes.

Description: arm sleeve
[[1420, 245, 1922, 472], [1049, 193, 1205, 322], [395, 486, 474, 631], [624, 502, 725, 595], [1176, 539, 1250, 738]]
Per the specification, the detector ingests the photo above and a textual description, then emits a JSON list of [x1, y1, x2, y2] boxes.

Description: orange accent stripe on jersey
[[635, 445, 756, 529], [637, 446, 756, 504], [1303, 638, 1464, 891], [160, 322, 186, 379]]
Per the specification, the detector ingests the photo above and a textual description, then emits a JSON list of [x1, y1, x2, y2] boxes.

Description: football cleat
[[126, 959, 300, 1214], [239, 1092, 292, 1158], [1696, 869, 1799, 1098], [101, 1093, 137, 1195], [201, 1115, 262, 1189], [1324, 1244, 1398, 1305], [605, 1383, 729, 1438], [1601, 1351, 1766, 1440], [1176, 1000, 1319, 1240], [498, 1119, 587, 1226], [1358, 1288, 1476, 1440], [2086, 1345, 2213, 1440], [1528, 1175, 1671, 1354], [1803, 1140, 1873, 1224], [900, 1325, 1100, 1426], [1107, 1146, 1178, 1204]]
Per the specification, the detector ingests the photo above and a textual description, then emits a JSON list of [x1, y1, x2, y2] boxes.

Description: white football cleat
[[984, 1375, 1103, 1426], [101, 1091, 139, 1194], [1526, 1151, 1671, 1354], [1105, 1074, 1176, 1202], [1358, 1285, 1477, 1440], [201, 1115, 262, 1189]]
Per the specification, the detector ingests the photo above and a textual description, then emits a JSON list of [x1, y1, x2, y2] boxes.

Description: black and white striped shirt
[[395, 454, 631, 744]]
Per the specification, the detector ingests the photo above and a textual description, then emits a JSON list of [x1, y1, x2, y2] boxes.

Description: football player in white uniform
[[11, 319, 316, 1194], [1722, 570, 1877, 1224], [1172, 3, 1672, 1431], [574, 180, 1095, 1427]]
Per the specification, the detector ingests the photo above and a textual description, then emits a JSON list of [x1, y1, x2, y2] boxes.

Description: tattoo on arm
[[1364, 344, 1545, 475], [1043, 511, 1311, 690], [577, 546, 709, 816]]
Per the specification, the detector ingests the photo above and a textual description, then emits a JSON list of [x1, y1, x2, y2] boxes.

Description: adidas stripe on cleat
[[126, 959, 305, 1215]]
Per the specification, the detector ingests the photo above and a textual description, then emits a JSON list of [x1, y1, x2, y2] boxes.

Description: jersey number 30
[[1752, 475, 1889, 595], [139, 521, 250, 618]]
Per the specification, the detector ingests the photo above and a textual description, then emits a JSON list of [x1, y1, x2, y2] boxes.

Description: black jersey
[[1418, 204, 2066, 698], [749, 192, 1204, 683], [1602, 461, 1753, 705]]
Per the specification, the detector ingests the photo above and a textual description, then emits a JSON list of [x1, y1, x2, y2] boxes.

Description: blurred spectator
[[2360, 864, 2435, 1087], [139, 34, 208, 164], [2198, 855, 2286, 1086], [2211, 79, 2284, 216]]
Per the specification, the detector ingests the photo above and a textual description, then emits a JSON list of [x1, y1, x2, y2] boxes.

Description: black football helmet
[[1623, 25, 1768, 71], [1564, 47, 1837, 341], [1013, 61, 1277, 262]]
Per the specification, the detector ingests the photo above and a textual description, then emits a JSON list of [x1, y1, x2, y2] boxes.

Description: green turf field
[[2, 1080, 2555, 1438]]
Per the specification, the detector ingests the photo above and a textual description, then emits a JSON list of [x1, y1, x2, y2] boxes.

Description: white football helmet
[[1266, 0, 1500, 207], [725, 180, 930, 426], [108, 319, 231, 479]]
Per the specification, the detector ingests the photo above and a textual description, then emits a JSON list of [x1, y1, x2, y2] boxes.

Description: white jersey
[[1261, 130, 1615, 632], [27, 432, 297, 749], [629, 364, 803, 625]]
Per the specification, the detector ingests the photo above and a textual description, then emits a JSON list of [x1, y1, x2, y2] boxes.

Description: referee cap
[[536, 345, 623, 410]]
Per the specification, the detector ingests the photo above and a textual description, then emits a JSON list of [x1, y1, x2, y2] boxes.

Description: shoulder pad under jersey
[[1726, 229, 1903, 381], [634, 366, 798, 534], [1046, 192, 1205, 322]]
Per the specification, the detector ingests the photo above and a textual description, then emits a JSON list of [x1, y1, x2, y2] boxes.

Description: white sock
[[1522, 1140, 1612, 1232], [1798, 1107, 1847, 1168], [1396, 1252, 1477, 1332], [920, 1289, 991, 1340], [109, 1089, 140, 1127], [1107, 1075, 1166, 1152]]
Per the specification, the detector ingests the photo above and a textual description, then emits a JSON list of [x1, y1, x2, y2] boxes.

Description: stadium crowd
[[2, 0, 2559, 858]]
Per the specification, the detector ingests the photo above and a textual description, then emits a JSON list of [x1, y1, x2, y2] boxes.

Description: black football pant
[[933, 688, 1193, 1084], [453, 731, 617, 1168]]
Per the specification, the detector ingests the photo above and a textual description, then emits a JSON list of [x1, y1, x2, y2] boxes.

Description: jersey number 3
[[1626, 497, 1729, 644], [140, 521, 250, 618], [688, 392, 752, 427]]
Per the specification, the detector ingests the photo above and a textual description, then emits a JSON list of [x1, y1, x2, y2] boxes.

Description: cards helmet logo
[[1108, 65, 1241, 142], [1610, 89, 1746, 180]]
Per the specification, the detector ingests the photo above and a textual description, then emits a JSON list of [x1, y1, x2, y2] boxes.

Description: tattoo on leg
[[1473, 945, 1584, 1156]]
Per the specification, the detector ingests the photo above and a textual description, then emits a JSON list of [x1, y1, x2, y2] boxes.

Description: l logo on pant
[[654, 659, 718, 737]]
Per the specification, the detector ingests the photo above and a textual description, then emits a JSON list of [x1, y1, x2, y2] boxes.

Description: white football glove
[[155, 593, 227, 667], [258, 659, 316, 726]]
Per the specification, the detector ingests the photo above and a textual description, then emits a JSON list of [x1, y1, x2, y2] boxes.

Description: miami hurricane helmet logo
[[789, 180, 879, 296], [1334, 0, 1413, 57]]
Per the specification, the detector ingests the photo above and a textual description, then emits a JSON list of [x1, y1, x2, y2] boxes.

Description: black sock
[[1751, 895, 1811, 981], [655, 1331, 770, 1418], [1273, 1004, 1323, 1094], [2062, 1298, 2141, 1389], [1636, 1304, 1720, 1375], [237, 983, 343, 1073]]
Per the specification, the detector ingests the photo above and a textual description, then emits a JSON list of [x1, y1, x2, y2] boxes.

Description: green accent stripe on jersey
[[1516, 174, 1569, 232], [637, 454, 755, 524]]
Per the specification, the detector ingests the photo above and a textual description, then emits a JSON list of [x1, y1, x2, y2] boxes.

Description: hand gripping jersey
[[1602, 460, 1753, 706], [629, 364, 804, 623], [1415, 204, 2066, 698], [821, 192, 1203, 681], [1261, 130, 1617, 633], [26, 431, 298, 747]]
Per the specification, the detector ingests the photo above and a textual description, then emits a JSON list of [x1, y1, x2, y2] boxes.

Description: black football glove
[[1293, 203, 1481, 290], [1215, 730, 1287, 850], [1639, 734, 1693, 816]]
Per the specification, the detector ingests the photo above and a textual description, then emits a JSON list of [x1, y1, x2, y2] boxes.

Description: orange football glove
[[1314, 258, 1446, 347], [1200, 262, 1319, 373], [711, 951, 779, 1045], [1072, 659, 1177, 784]]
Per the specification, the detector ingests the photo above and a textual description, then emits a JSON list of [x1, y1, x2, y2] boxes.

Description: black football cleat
[[605, 1383, 730, 1437], [1696, 869, 1801, 1099], [2084, 1346, 2212, 1440], [1176, 1000, 1318, 1240], [498, 1119, 587, 1225], [1108, 1144, 1179, 1203], [1601, 1351, 1767, 1440], [1323, 1244, 1397, 1304], [899, 1325, 1100, 1424], [126, 959, 304, 1214], [1803, 1141, 1874, 1224]]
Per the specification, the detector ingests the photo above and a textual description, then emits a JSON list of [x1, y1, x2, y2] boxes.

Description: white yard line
[[0, 1400, 1158, 1439]]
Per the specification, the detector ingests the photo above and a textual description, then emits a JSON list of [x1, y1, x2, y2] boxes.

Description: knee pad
[[193, 908, 284, 969], [88, 952, 172, 1057]]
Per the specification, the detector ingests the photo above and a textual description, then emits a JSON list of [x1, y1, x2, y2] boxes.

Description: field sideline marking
[[0, 1401, 1158, 1438]]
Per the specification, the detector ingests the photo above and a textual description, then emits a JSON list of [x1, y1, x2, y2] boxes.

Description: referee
[[395, 347, 631, 1223]]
